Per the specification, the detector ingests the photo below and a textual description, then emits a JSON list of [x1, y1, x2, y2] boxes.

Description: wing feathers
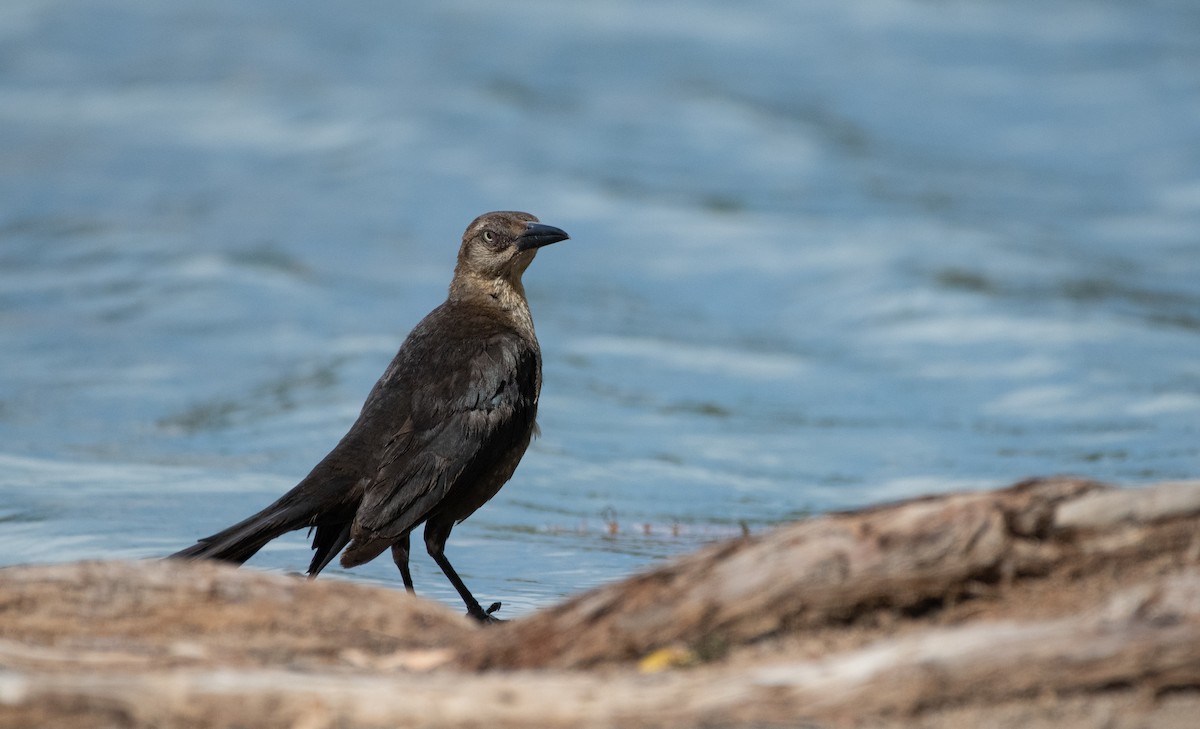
[[340, 324, 539, 566]]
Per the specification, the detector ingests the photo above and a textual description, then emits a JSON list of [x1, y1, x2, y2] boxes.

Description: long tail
[[171, 446, 367, 573], [170, 500, 314, 565]]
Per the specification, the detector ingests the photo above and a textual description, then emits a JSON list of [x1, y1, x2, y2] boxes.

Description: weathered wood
[[2, 477, 1199, 728], [0, 559, 474, 670], [1055, 479, 1200, 530], [469, 477, 1113, 669]]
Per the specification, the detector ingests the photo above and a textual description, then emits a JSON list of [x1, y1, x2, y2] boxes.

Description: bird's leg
[[424, 521, 503, 624], [390, 535, 414, 593], [432, 549, 503, 623]]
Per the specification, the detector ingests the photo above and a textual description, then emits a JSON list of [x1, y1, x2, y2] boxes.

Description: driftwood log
[[2, 477, 1199, 728]]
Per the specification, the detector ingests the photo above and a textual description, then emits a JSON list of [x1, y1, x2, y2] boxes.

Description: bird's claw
[[468, 601, 505, 624]]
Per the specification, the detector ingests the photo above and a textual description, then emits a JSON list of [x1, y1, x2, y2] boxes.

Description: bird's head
[[455, 211, 570, 283]]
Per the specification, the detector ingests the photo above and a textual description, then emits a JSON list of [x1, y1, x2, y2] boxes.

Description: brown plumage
[[172, 211, 570, 622]]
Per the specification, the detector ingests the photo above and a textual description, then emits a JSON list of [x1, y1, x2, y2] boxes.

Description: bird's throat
[[450, 272, 536, 338]]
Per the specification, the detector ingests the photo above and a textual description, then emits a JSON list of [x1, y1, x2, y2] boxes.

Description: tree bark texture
[[2, 477, 1198, 728]]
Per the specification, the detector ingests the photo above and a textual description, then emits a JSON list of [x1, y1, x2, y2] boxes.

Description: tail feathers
[[170, 505, 310, 565], [306, 522, 352, 576]]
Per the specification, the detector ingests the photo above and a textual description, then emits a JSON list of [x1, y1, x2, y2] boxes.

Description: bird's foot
[[468, 601, 505, 624]]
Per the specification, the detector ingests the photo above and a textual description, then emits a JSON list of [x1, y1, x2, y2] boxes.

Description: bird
[[171, 211, 570, 622]]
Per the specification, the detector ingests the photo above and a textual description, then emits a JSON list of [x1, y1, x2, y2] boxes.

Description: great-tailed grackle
[[172, 211, 570, 622]]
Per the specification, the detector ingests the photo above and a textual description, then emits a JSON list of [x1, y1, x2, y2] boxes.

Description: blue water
[[2, 0, 1198, 615]]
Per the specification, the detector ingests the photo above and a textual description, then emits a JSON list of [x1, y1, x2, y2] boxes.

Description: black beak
[[516, 222, 570, 251]]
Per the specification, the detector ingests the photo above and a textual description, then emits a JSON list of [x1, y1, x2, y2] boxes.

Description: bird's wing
[[343, 328, 538, 560]]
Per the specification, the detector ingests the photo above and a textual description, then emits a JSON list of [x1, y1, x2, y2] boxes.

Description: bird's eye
[[482, 231, 495, 243]]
